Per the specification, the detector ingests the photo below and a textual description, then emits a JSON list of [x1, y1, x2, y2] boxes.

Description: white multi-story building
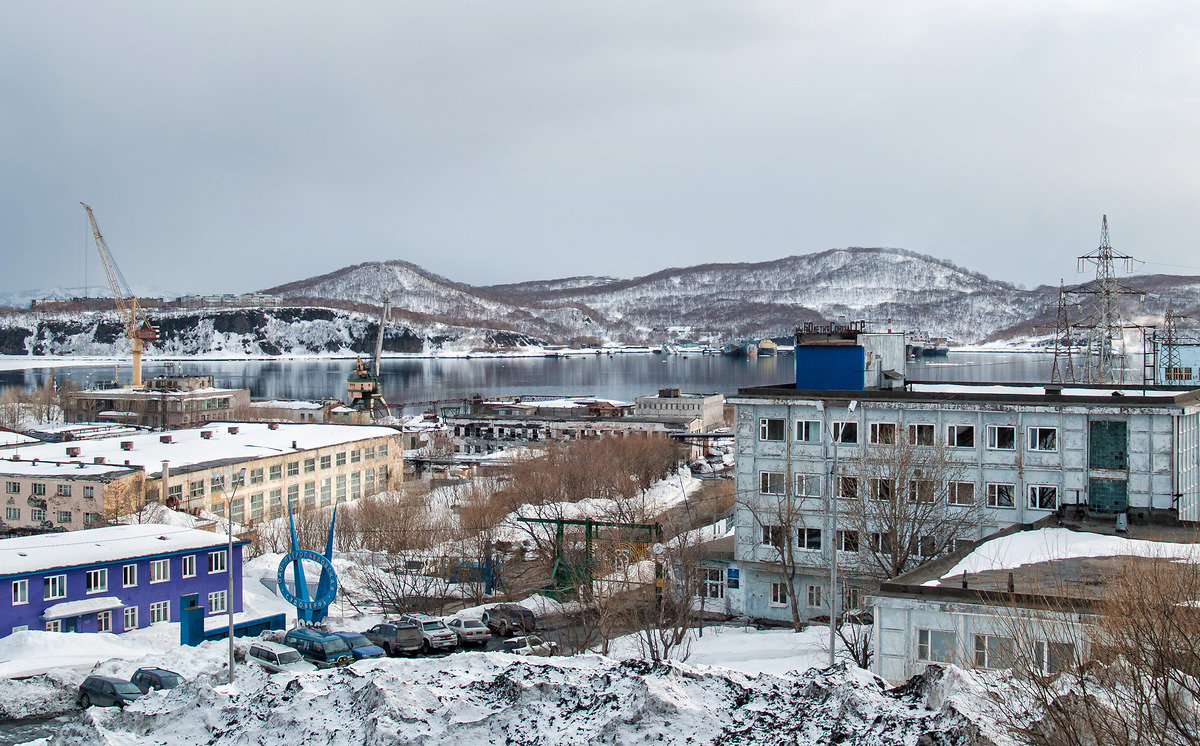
[[634, 389, 726, 430]]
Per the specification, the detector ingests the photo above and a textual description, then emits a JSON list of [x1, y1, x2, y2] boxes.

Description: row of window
[[759, 526, 965, 555], [32, 592, 226, 635], [9, 551, 227, 604], [3, 507, 103, 525], [767, 581, 863, 611], [917, 628, 1075, 674], [4, 483, 96, 497], [199, 445, 389, 496], [212, 467, 387, 521], [758, 472, 1058, 510], [761, 419, 1060, 452]]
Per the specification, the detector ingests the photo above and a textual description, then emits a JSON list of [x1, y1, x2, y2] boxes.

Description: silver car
[[399, 613, 458, 652], [247, 641, 318, 674], [446, 618, 492, 647]]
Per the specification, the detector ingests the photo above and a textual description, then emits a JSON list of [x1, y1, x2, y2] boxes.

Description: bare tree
[[842, 429, 978, 579], [739, 487, 818, 631]]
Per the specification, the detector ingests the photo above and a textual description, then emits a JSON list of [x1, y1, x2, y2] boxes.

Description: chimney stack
[[200, 430, 213, 440], [66, 446, 81, 457], [227, 426, 239, 435], [121, 441, 134, 451], [159, 435, 173, 444]]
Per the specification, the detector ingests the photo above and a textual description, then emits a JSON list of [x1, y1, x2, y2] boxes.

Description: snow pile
[[929, 527, 1200, 585], [606, 625, 847, 678], [49, 655, 1000, 745]]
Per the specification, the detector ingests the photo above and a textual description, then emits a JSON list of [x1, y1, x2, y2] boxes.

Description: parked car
[[363, 622, 424, 657], [446, 618, 492, 647], [481, 604, 537, 637], [247, 640, 318, 674], [501, 635, 558, 657], [398, 613, 458, 653], [282, 628, 355, 668], [77, 675, 145, 708], [331, 631, 386, 660], [130, 667, 184, 693]]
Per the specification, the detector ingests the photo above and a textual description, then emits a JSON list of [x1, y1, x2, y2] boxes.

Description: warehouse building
[[62, 375, 251, 429]]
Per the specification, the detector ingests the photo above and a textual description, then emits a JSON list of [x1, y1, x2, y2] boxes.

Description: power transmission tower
[[1050, 281, 1075, 384], [1162, 309, 1181, 382], [1068, 215, 1144, 383]]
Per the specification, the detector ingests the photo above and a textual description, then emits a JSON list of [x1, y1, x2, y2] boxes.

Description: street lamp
[[829, 400, 856, 668], [221, 468, 246, 685]]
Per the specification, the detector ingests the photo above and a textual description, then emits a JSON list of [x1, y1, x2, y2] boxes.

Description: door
[[64, 616, 78, 633]]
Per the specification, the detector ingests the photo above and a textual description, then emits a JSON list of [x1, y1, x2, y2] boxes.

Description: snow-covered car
[[446, 618, 492, 646], [247, 641, 318, 674], [130, 667, 184, 693], [77, 675, 145, 708], [500, 635, 558, 657], [399, 613, 458, 653]]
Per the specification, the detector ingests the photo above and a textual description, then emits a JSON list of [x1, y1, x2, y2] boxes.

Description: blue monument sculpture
[[276, 504, 339, 624]]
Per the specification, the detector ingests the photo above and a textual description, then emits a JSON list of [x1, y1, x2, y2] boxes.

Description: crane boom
[[81, 202, 157, 387], [373, 297, 390, 377]]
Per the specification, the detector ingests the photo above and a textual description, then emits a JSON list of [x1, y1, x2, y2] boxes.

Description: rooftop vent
[[159, 435, 173, 444], [65, 446, 81, 457], [268, 422, 279, 431], [292, 440, 298, 449], [1045, 386, 1063, 396], [76, 462, 85, 469], [121, 441, 134, 451], [227, 426, 239, 435], [124, 460, 131, 466], [200, 430, 213, 440], [93, 456, 106, 464]]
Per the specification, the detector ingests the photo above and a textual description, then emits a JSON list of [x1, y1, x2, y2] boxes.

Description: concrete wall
[[1, 471, 143, 531]]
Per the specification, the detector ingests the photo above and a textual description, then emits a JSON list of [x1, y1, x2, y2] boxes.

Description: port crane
[[81, 203, 158, 388], [347, 297, 391, 417]]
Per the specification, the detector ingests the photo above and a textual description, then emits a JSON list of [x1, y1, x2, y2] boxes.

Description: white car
[[247, 640, 318, 674], [501, 635, 559, 657], [446, 618, 492, 647]]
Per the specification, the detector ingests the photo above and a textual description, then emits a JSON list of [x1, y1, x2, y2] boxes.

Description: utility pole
[[1050, 281, 1075, 384], [1069, 216, 1143, 383]]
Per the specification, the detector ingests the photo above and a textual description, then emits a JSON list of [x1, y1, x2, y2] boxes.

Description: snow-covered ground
[[606, 625, 849, 678]]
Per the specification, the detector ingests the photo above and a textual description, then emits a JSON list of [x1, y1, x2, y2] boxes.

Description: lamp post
[[829, 400, 857, 668], [221, 468, 245, 685]]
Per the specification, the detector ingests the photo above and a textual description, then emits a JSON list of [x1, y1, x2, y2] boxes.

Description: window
[[304, 458, 317, 473], [287, 461, 300, 477], [833, 421, 858, 444], [1029, 485, 1058, 510], [4, 481, 18, 494], [1166, 366, 1194, 381], [230, 497, 245, 523], [986, 425, 1015, 450], [795, 420, 820, 443], [231, 471, 245, 488], [869, 422, 896, 444], [351, 471, 362, 498], [350, 449, 361, 464], [365, 446, 376, 460], [210, 475, 225, 492], [208, 590, 227, 614], [250, 468, 264, 485], [97, 610, 112, 633], [843, 585, 862, 611], [208, 550, 227, 574], [84, 512, 100, 526], [1033, 640, 1076, 674], [268, 488, 282, 516], [30, 508, 44, 522], [56, 511, 72, 524], [182, 555, 196, 578], [761, 525, 785, 548], [250, 493, 264, 520], [798, 528, 822, 550], [83, 486, 94, 498], [917, 629, 956, 663], [269, 464, 282, 481], [45, 620, 62, 632], [335, 451, 347, 467], [12, 579, 27, 605], [379, 443, 388, 458], [5, 507, 18, 521], [837, 530, 859, 552], [770, 582, 788, 606], [759, 471, 785, 495], [949, 482, 975, 506], [31, 483, 45, 496], [320, 479, 332, 506], [189, 481, 204, 499], [838, 475, 858, 499], [908, 424, 935, 446], [56, 484, 71, 497], [44, 574, 66, 600], [974, 634, 1015, 670], [796, 473, 821, 497], [303, 482, 315, 506], [948, 425, 975, 448], [869, 532, 893, 553], [364, 470, 376, 494], [335, 475, 347, 501], [86, 568, 108, 594], [868, 478, 893, 501], [759, 418, 785, 441], [319, 455, 331, 470], [149, 601, 170, 624], [124, 606, 138, 630], [123, 564, 137, 587], [1028, 427, 1058, 452], [704, 569, 725, 599], [806, 584, 823, 609], [149, 559, 170, 583], [986, 483, 1015, 508], [908, 480, 935, 503]]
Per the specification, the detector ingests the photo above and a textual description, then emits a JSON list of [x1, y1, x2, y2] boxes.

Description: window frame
[[907, 423, 935, 446], [208, 550, 227, 574], [124, 606, 138, 630], [948, 481, 975, 506], [207, 590, 228, 614], [123, 564, 137, 587], [795, 473, 822, 497], [868, 422, 896, 445], [947, 424, 976, 449], [181, 555, 196, 578], [12, 579, 28, 605], [85, 568, 108, 594], [759, 418, 786, 442], [1029, 484, 1058, 511], [917, 628, 956, 663], [97, 610, 112, 633], [1027, 426, 1059, 453], [798, 527, 822, 551], [149, 559, 170, 584], [986, 424, 1016, 451], [769, 581, 788, 607], [149, 600, 170, 624], [974, 633, 1015, 670], [795, 420, 820, 443], [832, 421, 858, 444], [806, 584, 823, 609], [43, 574, 66, 600], [986, 482, 1016, 508], [759, 471, 785, 495]]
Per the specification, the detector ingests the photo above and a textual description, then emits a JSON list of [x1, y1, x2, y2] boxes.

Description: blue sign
[[276, 504, 339, 623]]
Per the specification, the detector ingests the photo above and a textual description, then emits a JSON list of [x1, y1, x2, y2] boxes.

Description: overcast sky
[[3, 2, 1198, 296]]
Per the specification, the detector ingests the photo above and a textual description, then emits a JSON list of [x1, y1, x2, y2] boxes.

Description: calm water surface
[[0, 350, 1131, 412]]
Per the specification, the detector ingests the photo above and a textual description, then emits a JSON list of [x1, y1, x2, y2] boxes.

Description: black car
[[130, 667, 184, 693], [77, 675, 145, 708], [481, 604, 537, 637]]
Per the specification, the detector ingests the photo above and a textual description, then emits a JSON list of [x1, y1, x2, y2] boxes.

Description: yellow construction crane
[[81, 202, 159, 388]]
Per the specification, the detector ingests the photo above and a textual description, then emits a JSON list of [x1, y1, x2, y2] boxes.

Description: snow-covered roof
[[906, 383, 1187, 398], [0, 458, 135, 479], [43, 596, 125, 620], [0, 524, 238, 577], [70, 385, 241, 399], [251, 400, 325, 410], [6, 422, 398, 478], [0, 430, 38, 448]]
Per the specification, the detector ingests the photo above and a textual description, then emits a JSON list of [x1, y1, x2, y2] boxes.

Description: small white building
[[634, 389, 726, 431]]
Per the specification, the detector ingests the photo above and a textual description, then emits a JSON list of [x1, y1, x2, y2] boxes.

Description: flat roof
[[67, 386, 244, 399], [0, 458, 136, 479], [733, 380, 1200, 408], [0, 523, 240, 577], [4, 422, 398, 478]]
